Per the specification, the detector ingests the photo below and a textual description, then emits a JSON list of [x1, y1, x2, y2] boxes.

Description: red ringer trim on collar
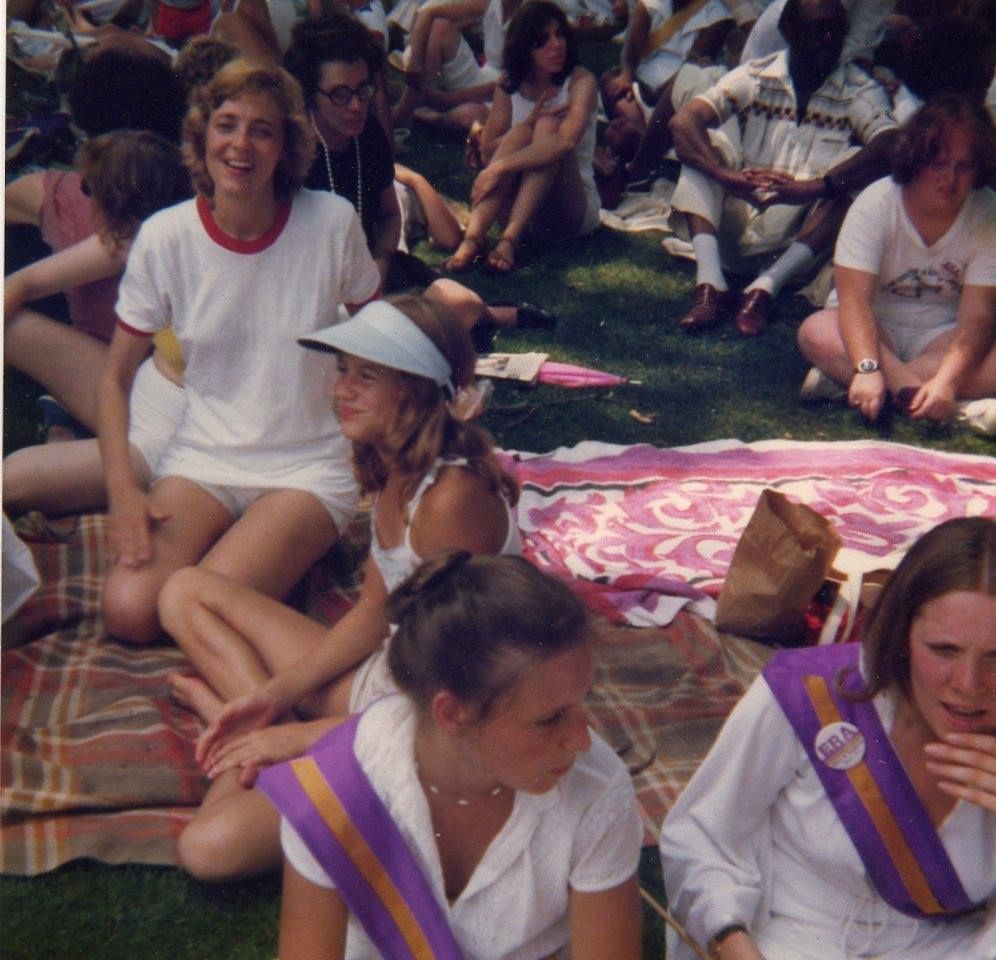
[[196, 194, 292, 254], [116, 315, 155, 337]]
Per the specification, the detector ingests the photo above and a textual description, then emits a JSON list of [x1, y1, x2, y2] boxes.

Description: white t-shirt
[[116, 191, 380, 492], [660, 670, 995, 960], [281, 694, 643, 960], [834, 178, 996, 359]]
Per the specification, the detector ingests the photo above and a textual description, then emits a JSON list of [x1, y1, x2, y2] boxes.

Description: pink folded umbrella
[[537, 361, 629, 389]]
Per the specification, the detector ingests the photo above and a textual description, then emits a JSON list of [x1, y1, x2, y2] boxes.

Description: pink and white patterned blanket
[[505, 439, 995, 626]]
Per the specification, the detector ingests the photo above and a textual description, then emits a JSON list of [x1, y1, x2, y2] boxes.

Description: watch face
[[857, 359, 879, 374]]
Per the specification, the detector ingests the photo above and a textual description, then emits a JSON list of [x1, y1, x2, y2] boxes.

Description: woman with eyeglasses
[[285, 15, 404, 289], [284, 13, 559, 345]]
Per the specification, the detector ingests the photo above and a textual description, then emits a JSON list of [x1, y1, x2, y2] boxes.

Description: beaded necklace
[[310, 112, 363, 225]]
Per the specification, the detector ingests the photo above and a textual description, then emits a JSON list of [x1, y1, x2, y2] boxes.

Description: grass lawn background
[[2, 35, 991, 960]]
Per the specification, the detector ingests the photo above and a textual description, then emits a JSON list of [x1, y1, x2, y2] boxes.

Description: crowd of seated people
[[4, 0, 996, 955]]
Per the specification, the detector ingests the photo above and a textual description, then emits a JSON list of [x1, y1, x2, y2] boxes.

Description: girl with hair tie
[[159, 293, 521, 881], [261, 550, 643, 960]]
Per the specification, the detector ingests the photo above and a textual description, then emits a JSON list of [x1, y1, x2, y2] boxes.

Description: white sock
[[691, 233, 727, 290], [747, 242, 815, 297]]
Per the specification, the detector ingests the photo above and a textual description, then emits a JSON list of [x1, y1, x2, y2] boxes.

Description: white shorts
[[824, 292, 958, 362], [152, 468, 357, 532], [878, 315, 958, 361], [127, 357, 185, 474], [404, 37, 499, 91]]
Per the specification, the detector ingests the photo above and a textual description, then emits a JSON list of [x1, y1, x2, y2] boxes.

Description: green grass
[[2, 39, 991, 960]]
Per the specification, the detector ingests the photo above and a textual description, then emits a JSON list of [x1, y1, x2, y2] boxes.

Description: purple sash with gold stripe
[[258, 714, 465, 960], [763, 643, 977, 921]]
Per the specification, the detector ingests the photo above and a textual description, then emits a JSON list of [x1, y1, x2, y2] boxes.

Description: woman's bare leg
[[797, 310, 996, 401], [393, 19, 463, 128], [201, 487, 339, 599], [177, 772, 283, 880], [169, 672, 226, 723], [159, 567, 330, 703], [491, 116, 588, 269], [445, 124, 533, 269], [210, 0, 281, 62], [3, 438, 150, 517], [103, 478, 235, 645], [4, 309, 114, 430]]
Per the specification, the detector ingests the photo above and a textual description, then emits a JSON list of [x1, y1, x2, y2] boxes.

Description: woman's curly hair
[[284, 12, 385, 110], [182, 58, 316, 200]]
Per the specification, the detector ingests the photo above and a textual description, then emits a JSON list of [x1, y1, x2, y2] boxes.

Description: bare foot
[[486, 236, 517, 274], [169, 672, 225, 725], [443, 235, 484, 272]]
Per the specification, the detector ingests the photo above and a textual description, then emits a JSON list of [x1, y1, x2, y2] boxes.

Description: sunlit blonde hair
[[350, 294, 518, 506], [182, 58, 315, 200]]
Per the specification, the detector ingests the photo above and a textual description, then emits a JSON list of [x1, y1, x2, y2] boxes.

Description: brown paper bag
[[715, 489, 842, 644]]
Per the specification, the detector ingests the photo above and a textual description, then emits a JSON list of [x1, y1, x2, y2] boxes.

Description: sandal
[[443, 235, 484, 273], [486, 236, 517, 274]]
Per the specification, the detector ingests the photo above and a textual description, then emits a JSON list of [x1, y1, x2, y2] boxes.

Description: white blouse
[[282, 694, 643, 960], [660, 674, 996, 960]]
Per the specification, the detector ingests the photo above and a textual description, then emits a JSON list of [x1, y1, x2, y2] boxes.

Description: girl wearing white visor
[[159, 293, 522, 881]]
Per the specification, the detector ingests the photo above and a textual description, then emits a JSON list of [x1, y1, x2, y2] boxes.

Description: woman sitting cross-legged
[[262, 550, 643, 960], [98, 58, 380, 645], [797, 94, 996, 436], [158, 294, 521, 881], [444, 0, 600, 274]]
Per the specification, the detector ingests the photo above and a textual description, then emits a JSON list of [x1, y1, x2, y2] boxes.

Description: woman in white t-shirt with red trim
[[798, 95, 996, 434], [97, 58, 380, 646]]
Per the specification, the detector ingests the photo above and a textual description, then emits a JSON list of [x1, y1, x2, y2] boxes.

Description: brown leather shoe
[[734, 289, 773, 336], [679, 283, 737, 331]]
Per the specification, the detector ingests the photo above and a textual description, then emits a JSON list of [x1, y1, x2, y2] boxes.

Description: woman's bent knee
[[177, 796, 281, 881], [158, 566, 205, 637], [102, 572, 163, 645], [2, 450, 36, 515]]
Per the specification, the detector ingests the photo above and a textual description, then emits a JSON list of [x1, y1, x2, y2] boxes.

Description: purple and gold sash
[[258, 713, 465, 960], [763, 643, 977, 921]]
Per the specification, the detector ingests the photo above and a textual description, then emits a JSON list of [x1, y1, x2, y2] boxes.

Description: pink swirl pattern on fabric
[[501, 440, 995, 626]]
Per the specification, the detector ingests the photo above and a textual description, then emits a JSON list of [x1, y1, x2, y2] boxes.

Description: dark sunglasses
[[316, 81, 375, 107]]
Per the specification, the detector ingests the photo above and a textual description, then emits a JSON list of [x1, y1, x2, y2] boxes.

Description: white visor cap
[[299, 300, 455, 394]]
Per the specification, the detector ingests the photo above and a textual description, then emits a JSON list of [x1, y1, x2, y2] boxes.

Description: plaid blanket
[[3, 439, 990, 874], [1, 514, 200, 874]]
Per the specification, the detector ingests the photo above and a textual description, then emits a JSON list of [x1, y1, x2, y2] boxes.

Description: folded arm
[[5, 234, 125, 318], [486, 70, 598, 178]]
